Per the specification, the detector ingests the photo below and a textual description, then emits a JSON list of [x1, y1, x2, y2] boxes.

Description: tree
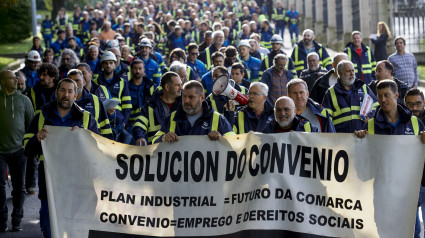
[[0, 0, 32, 44], [51, 0, 65, 21]]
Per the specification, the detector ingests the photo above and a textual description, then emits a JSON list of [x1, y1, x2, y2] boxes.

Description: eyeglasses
[[190, 52, 199, 56], [62, 57, 72, 61], [406, 102, 423, 108], [248, 92, 265, 96]]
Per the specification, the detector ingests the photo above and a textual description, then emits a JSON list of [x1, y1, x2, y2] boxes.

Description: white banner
[[42, 126, 425, 238]]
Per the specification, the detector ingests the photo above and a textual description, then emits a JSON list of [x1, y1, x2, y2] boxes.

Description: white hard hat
[[106, 39, 119, 49], [100, 51, 117, 62], [237, 40, 251, 49], [270, 34, 283, 44], [138, 38, 152, 48], [26, 50, 41, 62]]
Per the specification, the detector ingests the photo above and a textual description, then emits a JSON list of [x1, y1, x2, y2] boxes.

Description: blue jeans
[[0, 149, 26, 228], [288, 25, 299, 43], [43, 34, 52, 49], [40, 199, 51, 238], [275, 25, 285, 39]]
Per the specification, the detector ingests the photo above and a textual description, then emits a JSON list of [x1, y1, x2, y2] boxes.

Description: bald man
[[260, 96, 318, 133]]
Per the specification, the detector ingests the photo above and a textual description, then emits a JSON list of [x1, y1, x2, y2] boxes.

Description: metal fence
[[392, 0, 425, 53]]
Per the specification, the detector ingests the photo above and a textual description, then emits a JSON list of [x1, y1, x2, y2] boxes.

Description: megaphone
[[212, 75, 248, 105]]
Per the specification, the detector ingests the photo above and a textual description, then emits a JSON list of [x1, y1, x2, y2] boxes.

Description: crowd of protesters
[[0, 0, 423, 236]]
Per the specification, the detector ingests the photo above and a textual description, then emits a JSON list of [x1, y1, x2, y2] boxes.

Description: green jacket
[[0, 90, 34, 153]]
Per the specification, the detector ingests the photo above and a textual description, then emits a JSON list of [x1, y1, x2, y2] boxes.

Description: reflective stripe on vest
[[148, 106, 161, 132], [168, 110, 220, 133], [238, 111, 245, 134], [304, 122, 312, 132], [205, 48, 211, 70], [368, 116, 419, 135], [187, 67, 191, 82], [329, 85, 368, 125], [92, 94, 100, 127]]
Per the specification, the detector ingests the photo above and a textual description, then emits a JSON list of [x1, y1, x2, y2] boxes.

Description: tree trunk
[[52, 0, 65, 20]]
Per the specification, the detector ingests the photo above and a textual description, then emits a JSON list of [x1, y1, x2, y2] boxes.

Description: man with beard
[[199, 30, 225, 71], [287, 79, 335, 133], [133, 72, 183, 145], [128, 59, 155, 125], [260, 96, 318, 133], [322, 60, 378, 133], [291, 29, 332, 77], [67, 69, 113, 140], [405, 88, 425, 237], [405, 89, 425, 123], [24, 78, 99, 238], [152, 81, 234, 143], [299, 52, 328, 91], [30, 63, 59, 114]]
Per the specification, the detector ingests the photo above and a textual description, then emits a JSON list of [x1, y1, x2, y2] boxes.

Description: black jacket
[[299, 67, 328, 92], [310, 69, 334, 104], [368, 77, 409, 106]]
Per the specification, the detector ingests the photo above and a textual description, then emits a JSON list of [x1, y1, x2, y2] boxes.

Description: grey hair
[[287, 78, 308, 94], [67, 68, 83, 78], [250, 82, 269, 96], [88, 45, 98, 51], [333, 52, 348, 62], [307, 52, 319, 61], [15, 71, 26, 82], [273, 54, 288, 65], [336, 60, 354, 76], [169, 61, 187, 73], [248, 39, 259, 47], [303, 29, 314, 36], [58, 49, 80, 67], [212, 30, 224, 39]]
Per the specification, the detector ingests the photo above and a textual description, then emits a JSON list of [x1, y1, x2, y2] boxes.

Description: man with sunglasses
[[187, 43, 207, 82]]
